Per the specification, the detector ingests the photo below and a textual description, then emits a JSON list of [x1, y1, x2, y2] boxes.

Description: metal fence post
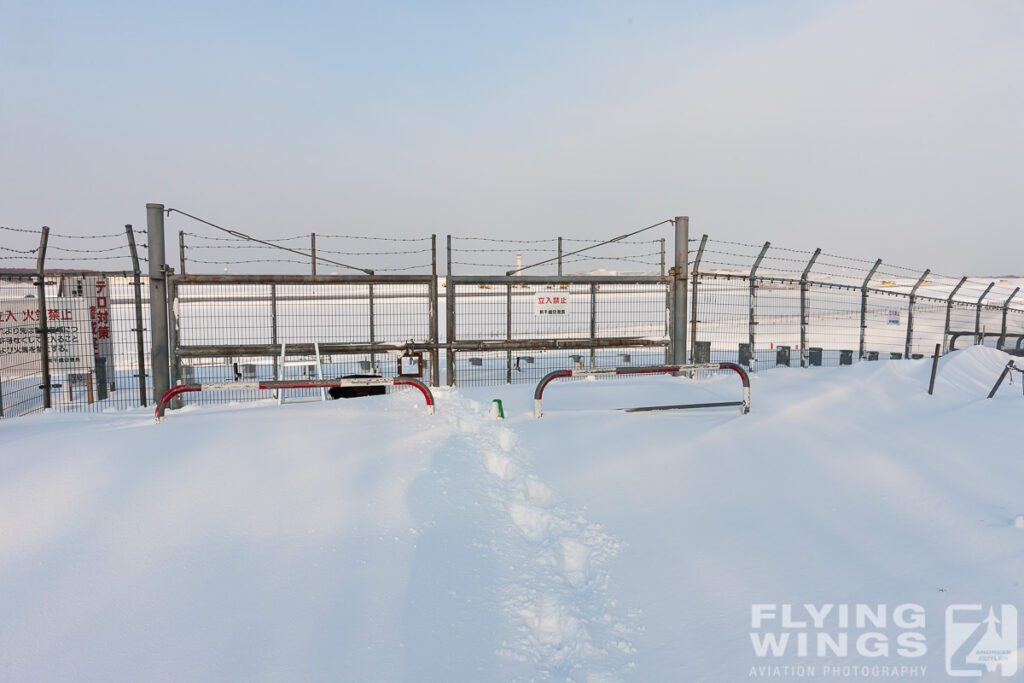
[[167, 272, 182, 407], [670, 217, 689, 367], [998, 287, 1020, 350], [557, 237, 563, 276], [429, 234, 440, 387], [446, 235, 456, 386], [943, 276, 967, 353], [799, 248, 822, 367], [690, 235, 707, 364], [975, 282, 995, 345], [35, 226, 52, 409], [506, 282, 513, 383], [747, 242, 770, 371], [368, 283, 376, 372], [905, 269, 931, 359], [178, 230, 187, 275], [125, 225, 148, 406], [146, 203, 170, 403], [311, 232, 317, 276], [859, 259, 882, 360], [590, 282, 597, 368], [660, 238, 666, 278]]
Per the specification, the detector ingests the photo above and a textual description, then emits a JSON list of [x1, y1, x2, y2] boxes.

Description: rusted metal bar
[[173, 336, 667, 359], [155, 376, 436, 421], [173, 273, 433, 285]]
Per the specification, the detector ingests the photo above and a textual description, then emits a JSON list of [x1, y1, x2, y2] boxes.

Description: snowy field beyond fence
[[1, 345, 1022, 682]]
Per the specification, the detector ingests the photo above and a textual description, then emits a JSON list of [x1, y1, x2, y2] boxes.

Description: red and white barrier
[[533, 363, 750, 418], [155, 377, 435, 421]]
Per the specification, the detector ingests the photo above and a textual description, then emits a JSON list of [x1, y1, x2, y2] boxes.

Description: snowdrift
[[1, 346, 1022, 682]]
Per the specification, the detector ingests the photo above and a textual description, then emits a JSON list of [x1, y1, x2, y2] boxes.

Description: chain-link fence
[[690, 237, 1024, 370], [3, 216, 1021, 419]]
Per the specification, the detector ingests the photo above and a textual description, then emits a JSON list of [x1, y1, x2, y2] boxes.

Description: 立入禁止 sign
[[534, 294, 569, 317]]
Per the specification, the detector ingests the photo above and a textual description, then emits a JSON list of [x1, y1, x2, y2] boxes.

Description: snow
[[1, 346, 1023, 681]]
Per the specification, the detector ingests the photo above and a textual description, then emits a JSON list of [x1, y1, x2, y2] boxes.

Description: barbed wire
[[0, 245, 38, 254], [182, 231, 310, 243], [316, 233, 428, 242], [49, 244, 128, 253], [452, 236, 556, 244], [376, 263, 434, 272], [185, 257, 311, 266], [165, 208, 374, 275]]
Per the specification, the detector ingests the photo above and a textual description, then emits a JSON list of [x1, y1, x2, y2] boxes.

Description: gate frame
[[533, 362, 750, 418]]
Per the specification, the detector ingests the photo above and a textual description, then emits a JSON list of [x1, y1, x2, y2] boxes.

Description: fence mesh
[[3, 226, 1023, 419]]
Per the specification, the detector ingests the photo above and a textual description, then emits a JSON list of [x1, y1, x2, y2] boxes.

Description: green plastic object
[[491, 399, 505, 419]]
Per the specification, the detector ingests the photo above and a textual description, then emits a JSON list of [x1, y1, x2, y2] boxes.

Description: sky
[[1, 0, 1021, 275]]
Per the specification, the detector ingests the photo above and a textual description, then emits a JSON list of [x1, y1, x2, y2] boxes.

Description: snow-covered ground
[[1, 346, 1023, 682]]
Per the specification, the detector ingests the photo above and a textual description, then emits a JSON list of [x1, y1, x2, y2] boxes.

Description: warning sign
[[0, 298, 95, 373], [534, 295, 569, 317]]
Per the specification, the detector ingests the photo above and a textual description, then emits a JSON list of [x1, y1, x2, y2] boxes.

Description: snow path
[[435, 392, 640, 682]]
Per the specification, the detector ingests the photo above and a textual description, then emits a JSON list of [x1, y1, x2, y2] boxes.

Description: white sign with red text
[[534, 294, 570, 317]]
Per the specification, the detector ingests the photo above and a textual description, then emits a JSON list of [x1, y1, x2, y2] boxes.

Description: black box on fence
[[738, 343, 753, 368], [776, 346, 790, 367], [808, 348, 823, 366], [866, 351, 879, 361], [694, 341, 711, 364], [890, 352, 903, 360], [911, 353, 924, 359], [839, 350, 853, 366], [95, 357, 108, 401]]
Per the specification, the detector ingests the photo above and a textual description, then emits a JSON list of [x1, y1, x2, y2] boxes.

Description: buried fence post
[[987, 361, 1022, 399], [928, 343, 941, 395]]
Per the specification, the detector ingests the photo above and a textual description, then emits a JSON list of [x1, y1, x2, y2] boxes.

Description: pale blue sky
[[1, 0, 1021, 274]]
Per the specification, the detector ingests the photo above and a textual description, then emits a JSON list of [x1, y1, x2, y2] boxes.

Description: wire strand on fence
[[165, 208, 374, 275]]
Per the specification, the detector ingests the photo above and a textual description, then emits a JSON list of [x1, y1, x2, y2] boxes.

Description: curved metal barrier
[[533, 363, 750, 418], [155, 377, 435, 421]]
